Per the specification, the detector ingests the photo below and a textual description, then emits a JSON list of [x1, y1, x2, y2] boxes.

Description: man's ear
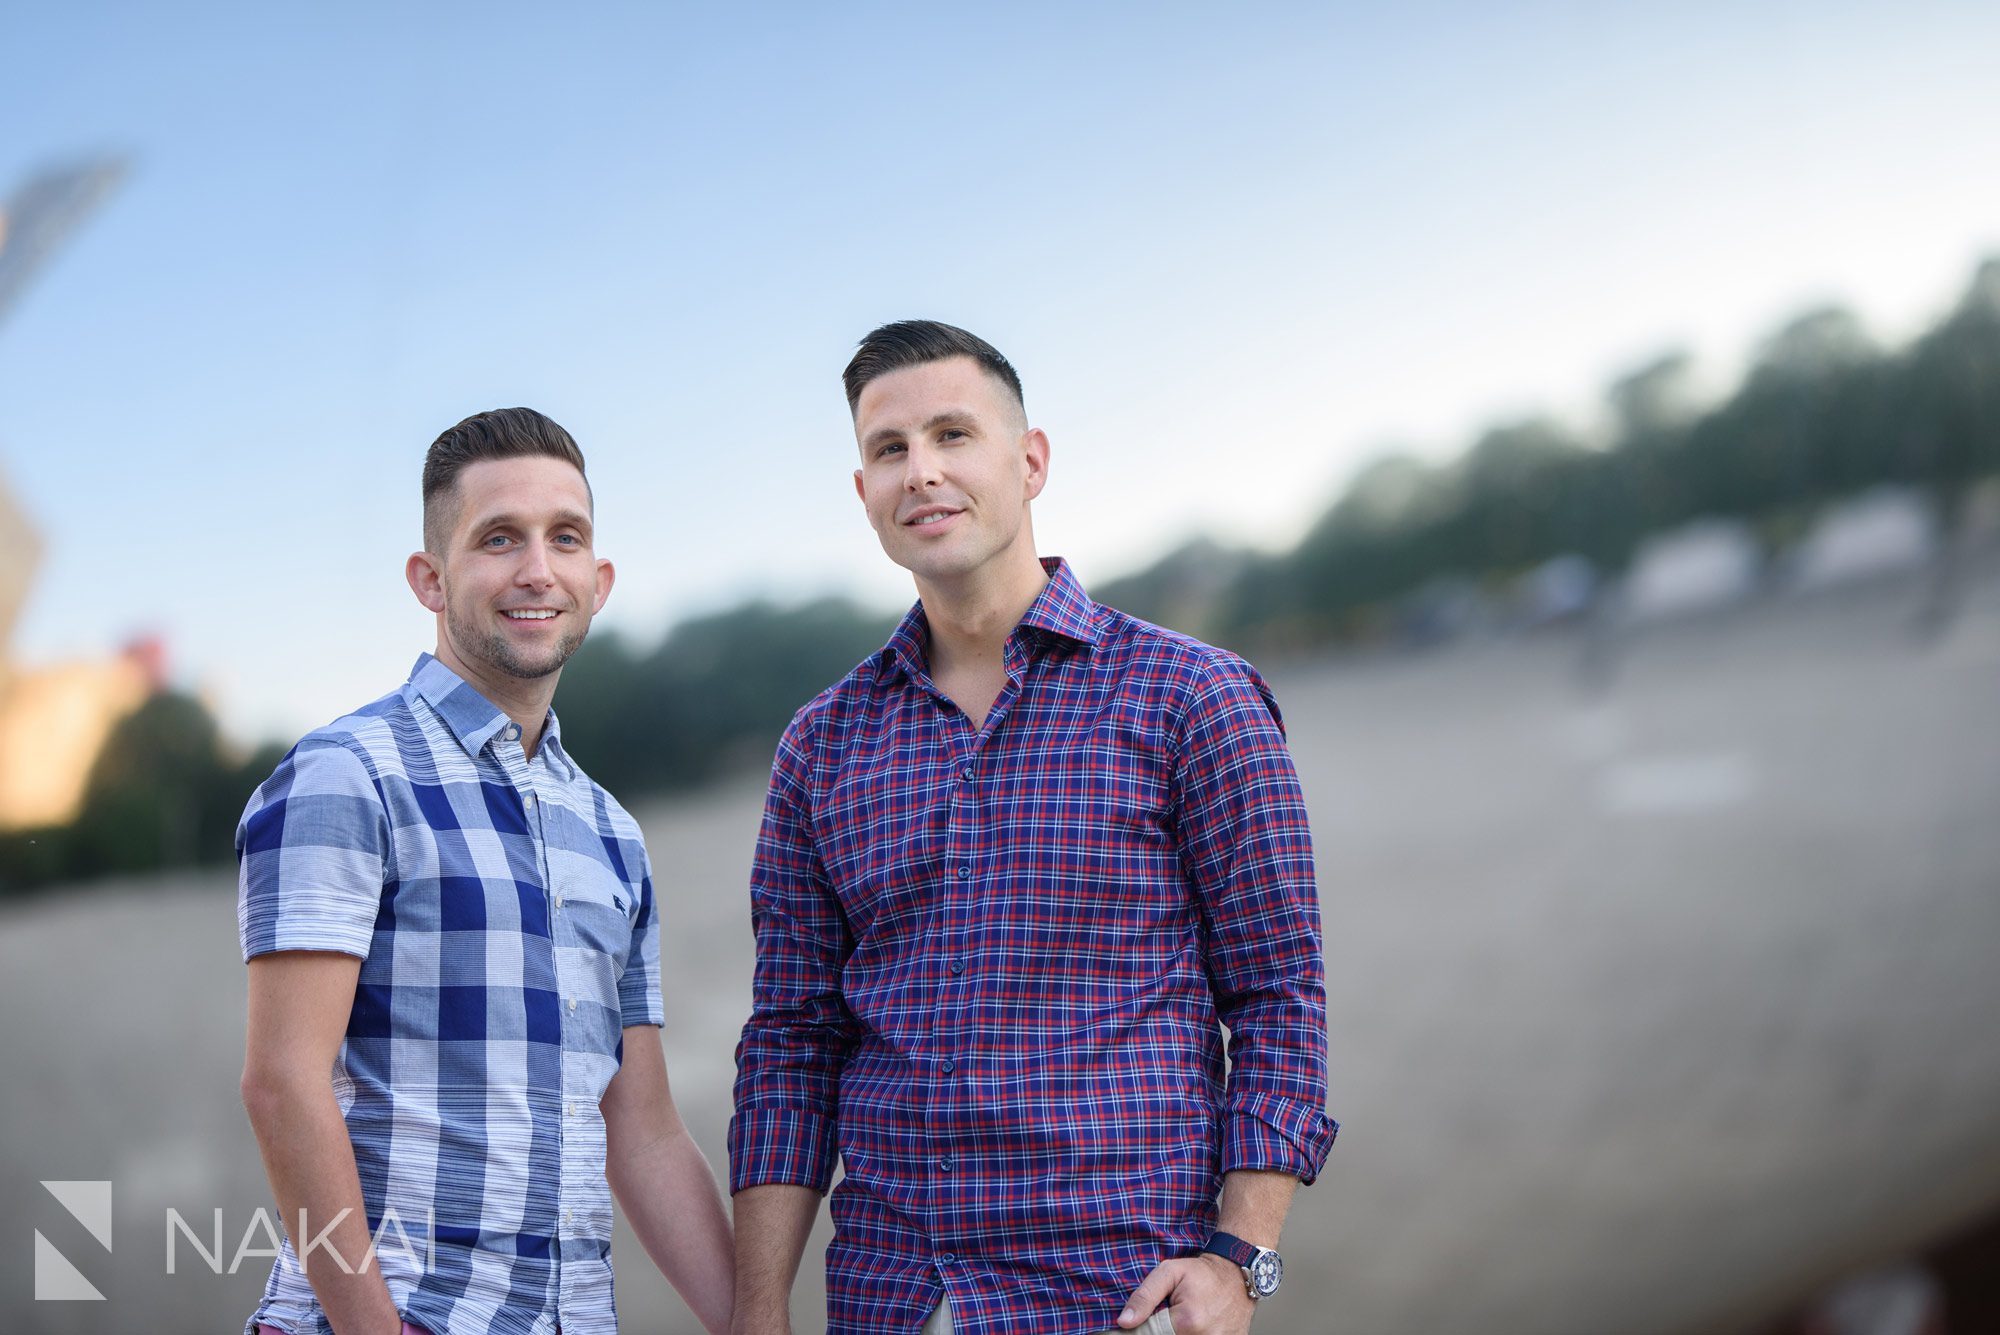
[[592, 557, 615, 614], [406, 551, 446, 613], [1021, 427, 1051, 502], [853, 468, 866, 505]]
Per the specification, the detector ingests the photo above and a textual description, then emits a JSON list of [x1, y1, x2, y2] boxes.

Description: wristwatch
[[1203, 1231, 1283, 1299]]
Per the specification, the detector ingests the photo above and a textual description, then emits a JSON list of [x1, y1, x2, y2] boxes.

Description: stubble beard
[[447, 605, 586, 681]]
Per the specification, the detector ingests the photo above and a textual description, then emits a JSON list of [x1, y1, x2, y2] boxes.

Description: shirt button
[[524, 792, 536, 809], [554, 892, 563, 909], [566, 1101, 575, 1117], [940, 1252, 957, 1265], [956, 866, 971, 879], [940, 1058, 955, 1074], [960, 767, 974, 781], [949, 959, 964, 975], [938, 1156, 953, 1172], [567, 997, 577, 1012]]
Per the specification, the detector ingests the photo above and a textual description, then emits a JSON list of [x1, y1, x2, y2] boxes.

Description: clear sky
[[2, 1, 1996, 741]]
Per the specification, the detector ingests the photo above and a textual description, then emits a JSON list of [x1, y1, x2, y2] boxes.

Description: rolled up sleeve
[[1174, 656, 1339, 1184], [728, 712, 858, 1195]]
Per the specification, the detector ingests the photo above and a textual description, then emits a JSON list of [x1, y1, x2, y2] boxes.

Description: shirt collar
[[405, 653, 575, 777], [874, 557, 1099, 683], [1017, 556, 1100, 648]]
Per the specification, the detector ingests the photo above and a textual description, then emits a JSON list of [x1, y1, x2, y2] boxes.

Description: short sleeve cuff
[[727, 1107, 840, 1195], [241, 920, 376, 962], [618, 975, 665, 1028], [1220, 1092, 1340, 1186]]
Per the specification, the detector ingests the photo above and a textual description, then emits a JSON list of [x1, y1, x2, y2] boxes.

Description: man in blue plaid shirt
[[730, 325, 1337, 1335], [237, 409, 733, 1335]]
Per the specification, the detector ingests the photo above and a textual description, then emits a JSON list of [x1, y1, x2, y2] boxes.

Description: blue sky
[[2, 1, 1997, 740]]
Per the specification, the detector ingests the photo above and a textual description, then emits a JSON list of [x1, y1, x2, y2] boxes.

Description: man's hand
[[1120, 1252, 1254, 1335]]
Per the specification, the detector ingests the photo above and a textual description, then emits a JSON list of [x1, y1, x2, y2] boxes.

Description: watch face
[[1249, 1248, 1283, 1298]]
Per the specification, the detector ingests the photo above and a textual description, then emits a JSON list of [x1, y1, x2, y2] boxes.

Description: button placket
[[931, 714, 983, 1220], [495, 729, 575, 1267]]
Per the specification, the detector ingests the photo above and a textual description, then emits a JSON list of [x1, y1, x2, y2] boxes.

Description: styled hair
[[842, 320, 1025, 416], [421, 407, 589, 552]]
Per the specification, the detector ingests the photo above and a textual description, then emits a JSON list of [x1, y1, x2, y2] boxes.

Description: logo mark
[[36, 1180, 111, 1301]]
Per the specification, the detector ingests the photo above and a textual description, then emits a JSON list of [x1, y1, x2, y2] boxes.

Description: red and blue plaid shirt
[[729, 559, 1336, 1335]]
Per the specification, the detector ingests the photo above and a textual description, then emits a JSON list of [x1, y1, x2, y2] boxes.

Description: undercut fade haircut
[[421, 407, 590, 553], [843, 320, 1025, 417]]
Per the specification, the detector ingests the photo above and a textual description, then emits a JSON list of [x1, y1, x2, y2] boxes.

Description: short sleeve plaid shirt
[[236, 653, 661, 1335], [730, 559, 1337, 1335]]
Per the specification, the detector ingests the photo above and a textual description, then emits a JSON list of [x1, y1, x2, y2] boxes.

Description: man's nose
[[516, 540, 557, 587], [903, 441, 944, 491]]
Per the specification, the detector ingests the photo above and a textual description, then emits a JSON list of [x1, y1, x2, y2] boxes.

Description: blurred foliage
[[6, 258, 1998, 896], [551, 598, 895, 796], [0, 692, 286, 894], [1108, 258, 2000, 648]]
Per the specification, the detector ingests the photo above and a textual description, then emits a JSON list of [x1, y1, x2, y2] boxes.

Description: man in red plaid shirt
[[729, 322, 1337, 1335]]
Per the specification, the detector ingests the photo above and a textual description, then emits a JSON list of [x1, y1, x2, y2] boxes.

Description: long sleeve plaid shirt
[[729, 559, 1336, 1335]]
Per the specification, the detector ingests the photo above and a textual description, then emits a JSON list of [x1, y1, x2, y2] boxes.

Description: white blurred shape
[[1596, 752, 1757, 814], [1787, 486, 1938, 591], [1622, 520, 1762, 622]]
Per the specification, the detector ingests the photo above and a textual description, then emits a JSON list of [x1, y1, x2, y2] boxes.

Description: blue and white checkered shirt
[[236, 653, 662, 1335]]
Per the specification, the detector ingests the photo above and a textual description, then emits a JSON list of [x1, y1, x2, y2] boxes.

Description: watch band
[[1202, 1231, 1260, 1270], [1204, 1231, 1283, 1300]]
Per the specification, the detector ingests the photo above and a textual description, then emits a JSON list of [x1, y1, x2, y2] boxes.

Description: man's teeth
[[913, 512, 954, 526], [505, 610, 558, 620]]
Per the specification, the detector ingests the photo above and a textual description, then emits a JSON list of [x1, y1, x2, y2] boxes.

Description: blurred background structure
[[0, 161, 177, 839], [2, 4, 1998, 1333]]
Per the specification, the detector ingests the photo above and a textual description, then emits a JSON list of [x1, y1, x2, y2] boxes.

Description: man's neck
[[432, 644, 559, 758], [916, 553, 1050, 680]]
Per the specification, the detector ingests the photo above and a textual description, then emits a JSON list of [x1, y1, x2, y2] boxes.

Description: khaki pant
[[923, 1296, 1176, 1335]]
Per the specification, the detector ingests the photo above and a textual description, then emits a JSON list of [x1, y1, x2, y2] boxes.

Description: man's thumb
[[1120, 1259, 1183, 1327]]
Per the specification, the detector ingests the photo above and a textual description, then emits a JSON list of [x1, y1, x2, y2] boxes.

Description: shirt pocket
[[551, 848, 636, 979]]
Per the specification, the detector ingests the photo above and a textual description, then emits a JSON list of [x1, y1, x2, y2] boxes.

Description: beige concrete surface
[[3, 560, 1997, 1333]]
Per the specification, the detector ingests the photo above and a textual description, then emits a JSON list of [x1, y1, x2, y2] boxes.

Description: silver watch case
[[1244, 1245, 1283, 1299]]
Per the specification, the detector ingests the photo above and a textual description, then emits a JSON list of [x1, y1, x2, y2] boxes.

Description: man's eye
[[940, 429, 965, 441], [484, 535, 512, 548], [877, 442, 905, 458], [554, 533, 581, 547]]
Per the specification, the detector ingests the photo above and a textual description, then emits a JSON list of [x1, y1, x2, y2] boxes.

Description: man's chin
[[884, 542, 977, 583], [496, 639, 584, 680], [496, 658, 567, 681], [455, 626, 586, 683]]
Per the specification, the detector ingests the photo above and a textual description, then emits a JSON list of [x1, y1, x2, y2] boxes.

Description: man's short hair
[[422, 407, 589, 553], [842, 320, 1025, 417]]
